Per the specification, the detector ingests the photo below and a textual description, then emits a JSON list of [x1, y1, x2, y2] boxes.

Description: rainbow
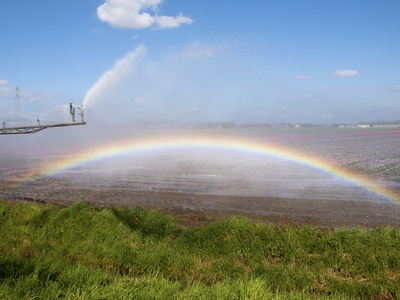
[[22, 135, 400, 204]]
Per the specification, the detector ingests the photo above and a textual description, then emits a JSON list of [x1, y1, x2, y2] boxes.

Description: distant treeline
[[127, 119, 400, 129], [358, 120, 400, 125]]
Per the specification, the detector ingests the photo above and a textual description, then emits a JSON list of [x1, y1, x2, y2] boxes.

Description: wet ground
[[1, 150, 400, 229]]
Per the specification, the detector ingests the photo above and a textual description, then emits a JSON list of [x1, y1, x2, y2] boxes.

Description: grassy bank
[[1, 201, 400, 299]]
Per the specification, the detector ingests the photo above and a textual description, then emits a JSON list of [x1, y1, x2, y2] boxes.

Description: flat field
[[2, 127, 400, 299], [1, 126, 400, 229]]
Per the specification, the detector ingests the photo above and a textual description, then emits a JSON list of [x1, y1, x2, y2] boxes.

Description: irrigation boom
[[0, 122, 85, 135], [0, 103, 86, 135]]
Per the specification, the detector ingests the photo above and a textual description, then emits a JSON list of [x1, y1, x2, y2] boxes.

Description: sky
[[1, 0, 400, 126]]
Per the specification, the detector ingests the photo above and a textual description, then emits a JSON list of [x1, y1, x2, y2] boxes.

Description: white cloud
[[333, 69, 359, 78], [97, 0, 193, 29], [183, 48, 215, 58], [181, 42, 218, 58], [382, 85, 400, 92], [0, 86, 11, 93], [0, 81, 12, 99], [188, 106, 198, 112], [392, 85, 400, 91], [155, 13, 192, 28], [294, 75, 308, 80]]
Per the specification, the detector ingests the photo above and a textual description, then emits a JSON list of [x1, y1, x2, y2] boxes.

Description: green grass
[[1, 201, 400, 299]]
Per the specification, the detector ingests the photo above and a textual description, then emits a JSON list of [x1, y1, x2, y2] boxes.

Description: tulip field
[[267, 128, 400, 176]]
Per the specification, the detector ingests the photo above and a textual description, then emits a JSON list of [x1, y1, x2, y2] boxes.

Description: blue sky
[[1, 0, 399, 125]]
